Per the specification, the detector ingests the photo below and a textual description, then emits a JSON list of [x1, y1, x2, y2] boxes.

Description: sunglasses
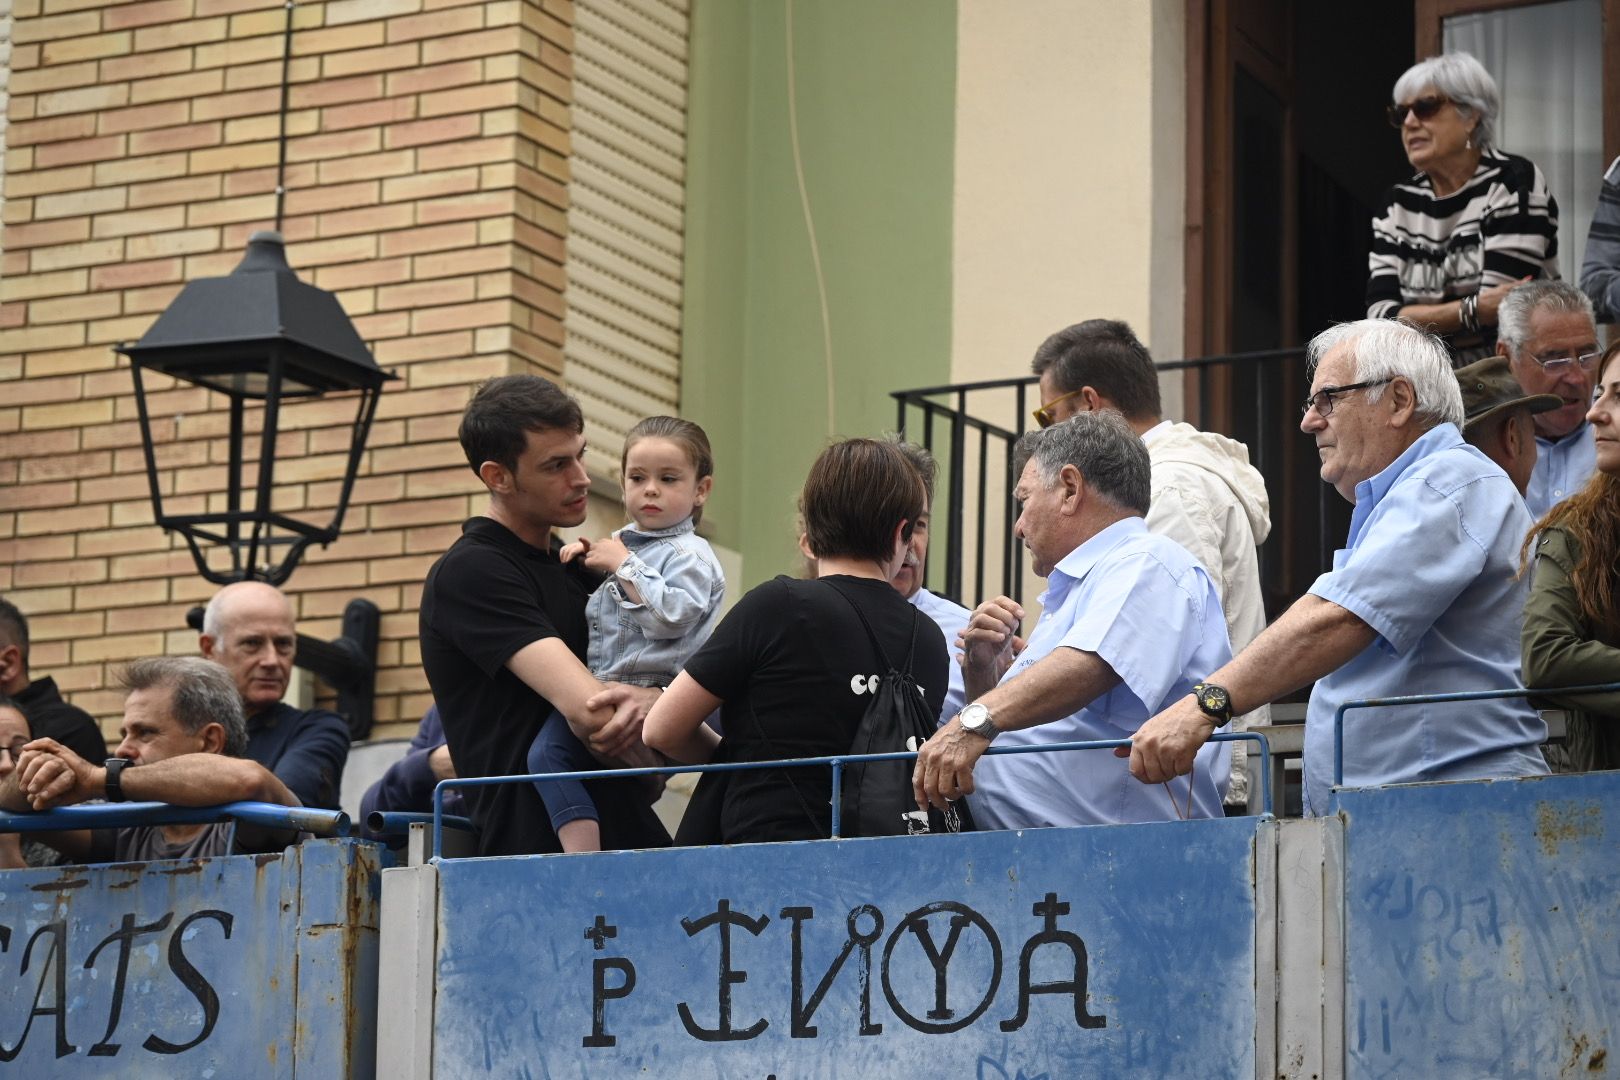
[[1032, 388, 1087, 429], [1387, 95, 1449, 128]]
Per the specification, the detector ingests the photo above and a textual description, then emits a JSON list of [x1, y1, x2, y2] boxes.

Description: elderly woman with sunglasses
[[1368, 52, 1559, 366], [1521, 341, 1620, 772]]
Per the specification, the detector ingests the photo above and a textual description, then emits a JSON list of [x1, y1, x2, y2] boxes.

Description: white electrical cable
[[785, 0, 836, 437]]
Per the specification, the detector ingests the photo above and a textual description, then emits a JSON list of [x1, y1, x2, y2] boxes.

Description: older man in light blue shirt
[[1128, 319, 1546, 811], [912, 412, 1232, 827], [1499, 281, 1602, 519]]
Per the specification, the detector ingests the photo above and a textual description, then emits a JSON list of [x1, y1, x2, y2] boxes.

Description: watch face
[[961, 704, 993, 735], [1197, 685, 1229, 716]]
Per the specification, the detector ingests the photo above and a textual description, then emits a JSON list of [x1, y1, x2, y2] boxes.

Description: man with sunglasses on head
[[1127, 318, 1547, 817], [1497, 280, 1601, 519], [1031, 319, 1270, 812]]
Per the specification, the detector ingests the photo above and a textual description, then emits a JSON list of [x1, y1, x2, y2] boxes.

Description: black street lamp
[[117, 230, 397, 587], [118, 230, 397, 738]]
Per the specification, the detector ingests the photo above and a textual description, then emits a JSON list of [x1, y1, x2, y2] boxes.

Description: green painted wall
[[681, 0, 957, 587]]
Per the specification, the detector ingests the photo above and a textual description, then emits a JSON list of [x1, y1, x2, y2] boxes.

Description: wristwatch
[[103, 757, 130, 802], [959, 702, 998, 740], [1191, 682, 1233, 726]]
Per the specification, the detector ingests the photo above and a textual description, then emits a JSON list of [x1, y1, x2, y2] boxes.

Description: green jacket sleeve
[[1521, 527, 1620, 717]]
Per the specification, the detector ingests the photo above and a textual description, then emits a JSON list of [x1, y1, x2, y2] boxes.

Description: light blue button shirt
[[586, 518, 726, 687], [1525, 423, 1598, 520], [970, 517, 1233, 829], [1304, 423, 1547, 815], [910, 587, 970, 726]]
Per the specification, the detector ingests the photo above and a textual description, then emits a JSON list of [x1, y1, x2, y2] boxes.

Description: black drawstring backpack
[[826, 581, 975, 838]]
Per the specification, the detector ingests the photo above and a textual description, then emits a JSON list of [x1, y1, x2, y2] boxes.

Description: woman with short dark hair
[[1368, 52, 1559, 365], [644, 438, 949, 843]]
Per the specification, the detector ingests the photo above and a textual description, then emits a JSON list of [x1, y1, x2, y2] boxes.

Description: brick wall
[[0, 0, 575, 742]]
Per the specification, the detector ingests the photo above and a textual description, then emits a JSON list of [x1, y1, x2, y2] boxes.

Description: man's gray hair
[[886, 436, 937, 505], [119, 656, 248, 758], [1308, 319, 1464, 430], [1013, 412, 1151, 516], [1497, 279, 1596, 354], [1393, 52, 1499, 152]]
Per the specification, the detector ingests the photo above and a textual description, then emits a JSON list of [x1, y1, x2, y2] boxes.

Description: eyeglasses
[[0, 737, 27, 763], [1033, 388, 1087, 429], [1386, 95, 1449, 128], [1529, 350, 1601, 374], [1301, 378, 1393, 418]]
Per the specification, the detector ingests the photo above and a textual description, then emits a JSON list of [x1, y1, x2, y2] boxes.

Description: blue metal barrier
[[0, 799, 349, 837], [430, 731, 1272, 858], [0, 837, 385, 1077], [1331, 682, 1620, 802]]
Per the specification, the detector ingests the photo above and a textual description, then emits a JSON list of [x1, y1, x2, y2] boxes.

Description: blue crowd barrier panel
[[1338, 771, 1620, 1078], [0, 820, 385, 1079], [392, 735, 1271, 1079]]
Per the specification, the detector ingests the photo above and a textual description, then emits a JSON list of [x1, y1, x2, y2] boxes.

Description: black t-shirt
[[682, 575, 948, 844], [16, 676, 106, 764], [420, 517, 670, 857]]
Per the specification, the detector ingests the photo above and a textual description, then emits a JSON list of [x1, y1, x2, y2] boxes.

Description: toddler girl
[[529, 416, 725, 852]]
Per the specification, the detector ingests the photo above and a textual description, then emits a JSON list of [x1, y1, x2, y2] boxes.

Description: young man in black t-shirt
[[420, 376, 669, 858]]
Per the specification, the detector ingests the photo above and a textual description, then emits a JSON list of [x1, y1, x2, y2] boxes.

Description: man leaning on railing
[[1128, 319, 1548, 812], [0, 656, 302, 863]]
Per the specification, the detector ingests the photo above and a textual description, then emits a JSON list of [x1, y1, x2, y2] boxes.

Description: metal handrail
[[893, 347, 1309, 399], [891, 345, 1319, 607], [366, 810, 476, 837], [430, 731, 1273, 860], [1330, 682, 1620, 806], [0, 799, 350, 837]]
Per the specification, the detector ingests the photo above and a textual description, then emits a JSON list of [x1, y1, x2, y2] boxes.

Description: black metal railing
[[894, 347, 1340, 614]]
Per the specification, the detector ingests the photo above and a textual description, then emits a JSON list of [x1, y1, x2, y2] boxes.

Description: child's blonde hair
[[622, 416, 714, 525]]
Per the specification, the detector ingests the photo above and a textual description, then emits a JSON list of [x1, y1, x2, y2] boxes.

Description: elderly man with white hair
[[1127, 319, 1548, 814], [200, 581, 350, 810]]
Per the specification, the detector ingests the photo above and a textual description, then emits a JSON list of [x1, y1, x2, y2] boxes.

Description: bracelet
[[1459, 293, 1481, 333]]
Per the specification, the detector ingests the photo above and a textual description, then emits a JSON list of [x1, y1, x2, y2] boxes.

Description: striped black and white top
[[1367, 150, 1559, 359]]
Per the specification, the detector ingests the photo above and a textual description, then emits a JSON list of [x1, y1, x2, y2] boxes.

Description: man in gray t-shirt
[[0, 657, 300, 863]]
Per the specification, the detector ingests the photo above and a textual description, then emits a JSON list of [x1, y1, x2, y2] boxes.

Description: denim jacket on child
[[585, 517, 726, 687]]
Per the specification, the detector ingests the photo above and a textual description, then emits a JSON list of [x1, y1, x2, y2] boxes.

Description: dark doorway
[[1187, 0, 1415, 615]]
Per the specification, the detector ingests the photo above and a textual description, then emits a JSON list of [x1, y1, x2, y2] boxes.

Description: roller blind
[[563, 0, 690, 484]]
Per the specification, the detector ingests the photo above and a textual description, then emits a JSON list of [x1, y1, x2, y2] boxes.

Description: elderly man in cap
[[1454, 355, 1562, 497]]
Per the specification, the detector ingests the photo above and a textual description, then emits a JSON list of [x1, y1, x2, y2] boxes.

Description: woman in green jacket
[[1522, 340, 1620, 771]]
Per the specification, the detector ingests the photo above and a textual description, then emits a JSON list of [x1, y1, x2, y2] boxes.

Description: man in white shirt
[[1030, 318, 1271, 808], [888, 439, 972, 726]]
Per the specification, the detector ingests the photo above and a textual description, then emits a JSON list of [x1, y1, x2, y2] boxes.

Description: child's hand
[[581, 536, 630, 575], [559, 538, 589, 564]]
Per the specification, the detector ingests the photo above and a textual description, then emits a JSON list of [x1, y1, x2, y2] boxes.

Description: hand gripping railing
[[1331, 681, 1620, 808], [430, 731, 1272, 860], [0, 799, 350, 837]]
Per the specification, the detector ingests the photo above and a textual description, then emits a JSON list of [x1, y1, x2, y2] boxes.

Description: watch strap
[[103, 757, 129, 803]]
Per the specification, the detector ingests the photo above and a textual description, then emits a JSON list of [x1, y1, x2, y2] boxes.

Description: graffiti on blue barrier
[[0, 908, 231, 1061], [585, 891, 1107, 1048]]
